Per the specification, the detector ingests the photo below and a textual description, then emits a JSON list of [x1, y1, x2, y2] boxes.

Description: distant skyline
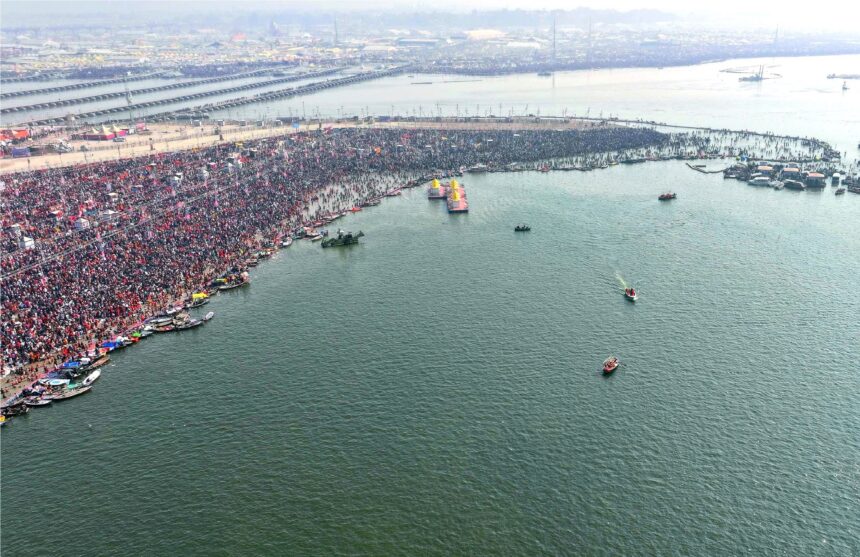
[[2, 0, 859, 32]]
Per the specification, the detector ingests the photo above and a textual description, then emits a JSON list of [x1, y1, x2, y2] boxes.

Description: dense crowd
[[1, 126, 668, 372]]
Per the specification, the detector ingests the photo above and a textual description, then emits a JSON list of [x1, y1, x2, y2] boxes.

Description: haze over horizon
[[2, 0, 859, 32]]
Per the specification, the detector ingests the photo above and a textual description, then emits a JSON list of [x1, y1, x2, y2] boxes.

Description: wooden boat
[[835, 188, 846, 195], [2, 401, 31, 416], [175, 318, 203, 330], [24, 396, 52, 407], [218, 278, 249, 291], [658, 193, 677, 200], [146, 315, 175, 327], [279, 236, 293, 248], [188, 297, 210, 309], [602, 356, 620, 374], [514, 225, 531, 232], [48, 385, 92, 401], [82, 369, 101, 386]]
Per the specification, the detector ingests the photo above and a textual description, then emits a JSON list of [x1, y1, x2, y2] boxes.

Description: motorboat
[[603, 356, 620, 374], [624, 288, 638, 301], [82, 369, 101, 386], [658, 193, 677, 200]]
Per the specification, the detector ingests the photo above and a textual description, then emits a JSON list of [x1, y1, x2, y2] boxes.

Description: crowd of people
[[0, 124, 699, 379]]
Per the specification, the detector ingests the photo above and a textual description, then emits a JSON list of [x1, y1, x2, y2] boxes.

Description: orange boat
[[603, 356, 620, 374]]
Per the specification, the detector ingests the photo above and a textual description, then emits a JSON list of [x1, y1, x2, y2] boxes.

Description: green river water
[[2, 163, 860, 555]]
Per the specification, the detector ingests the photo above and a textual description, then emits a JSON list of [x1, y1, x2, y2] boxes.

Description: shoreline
[[1, 123, 847, 411], [0, 115, 843, 175]]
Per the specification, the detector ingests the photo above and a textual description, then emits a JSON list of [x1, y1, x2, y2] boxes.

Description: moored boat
[[218, 272, 250, 290], [2, 400, 31, 416], [24, 396, 52, 407], [427, 178, 448, 199], [48, 385, 93, 401], [188, 292, 210, 308], [82, 369, 101, 386]]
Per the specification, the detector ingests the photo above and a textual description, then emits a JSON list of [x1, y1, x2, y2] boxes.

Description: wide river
[[3, 155, 860, 554]]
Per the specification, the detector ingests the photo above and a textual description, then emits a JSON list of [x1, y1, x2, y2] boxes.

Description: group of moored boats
[[2, 358, 106, 423], [725, 162, 859, 195], [1, 182, 411, 428], [1, 286, 226, 427]]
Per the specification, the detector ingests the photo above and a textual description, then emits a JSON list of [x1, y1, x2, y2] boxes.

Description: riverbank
[[0, 114, 844, 175], [2, 120, 851, 411], [2, 125, 671, 405]]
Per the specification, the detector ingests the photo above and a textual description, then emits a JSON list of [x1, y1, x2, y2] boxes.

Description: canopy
[[192, 292, 209, 300]]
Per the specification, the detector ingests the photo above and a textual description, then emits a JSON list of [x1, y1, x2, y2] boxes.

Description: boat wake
[[615, 271, 629, 290]]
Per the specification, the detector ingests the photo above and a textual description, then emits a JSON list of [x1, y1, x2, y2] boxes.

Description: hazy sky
[[3, 0, 860, 32]]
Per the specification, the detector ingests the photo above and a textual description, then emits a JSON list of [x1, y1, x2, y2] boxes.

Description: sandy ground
[[1, 118, 607, 174]]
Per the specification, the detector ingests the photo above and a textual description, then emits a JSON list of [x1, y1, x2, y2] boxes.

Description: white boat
[[748, 176, 771, 186], [203, 311, 215, 322], [82, 369, 101, 386]]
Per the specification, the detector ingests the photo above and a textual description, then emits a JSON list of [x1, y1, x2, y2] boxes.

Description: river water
[[2, 158, 859, 554]]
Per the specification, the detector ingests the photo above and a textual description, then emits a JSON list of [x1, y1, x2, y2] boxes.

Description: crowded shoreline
[[1, 120, 851, 415]]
